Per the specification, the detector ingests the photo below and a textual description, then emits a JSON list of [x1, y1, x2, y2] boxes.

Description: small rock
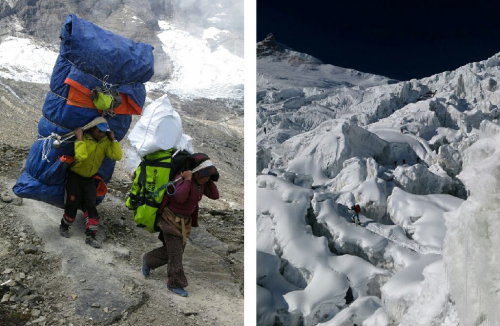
[[183, 311, 198, 316], [31, 309, 41, 318], [79, 279, 86, 283], [23, 294, 44, 305], [22, 244, 38, 254], [71, 294, 77, 300], [32, 316, 47, 324], [18, 272, 25, 280], [54, 303, 63, 311], [91, 303, 100, 308], [1, 293, 10, 303], [113, 247, 130, 259], [1, 194, 13, 203], [103, 307, 109, 313], [2, 268, 13, 274], [13, 197, 23, 206]]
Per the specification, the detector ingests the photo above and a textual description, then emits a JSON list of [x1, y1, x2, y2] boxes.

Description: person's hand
[[74, 128, 83, 141], [181, 170, 192, 180], [107, 130, 115, 141]]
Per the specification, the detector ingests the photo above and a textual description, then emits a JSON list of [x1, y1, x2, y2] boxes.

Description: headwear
[[190, 153, 219, 182], [96, 122, 110, 132]]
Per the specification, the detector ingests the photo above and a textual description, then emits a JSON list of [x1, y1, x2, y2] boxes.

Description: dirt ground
[[0, 144, 244, 326]]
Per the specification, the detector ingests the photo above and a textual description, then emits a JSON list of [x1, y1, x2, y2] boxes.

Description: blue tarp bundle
[[13, 14, 154, 208]]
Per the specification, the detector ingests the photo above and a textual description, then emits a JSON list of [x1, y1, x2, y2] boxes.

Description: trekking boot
[[168, 287, 188, 297], [351, 218, 355, 224], [59, 223, 70, 238], [357, 220, 361, 226], [85, 234, 102, 248], [142, 254, 151, 278]]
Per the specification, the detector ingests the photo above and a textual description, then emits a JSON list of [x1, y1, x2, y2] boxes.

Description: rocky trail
[[0, 145, 244, 326]]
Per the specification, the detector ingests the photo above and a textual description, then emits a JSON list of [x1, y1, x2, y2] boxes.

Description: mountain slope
[[0, 4, 244, 325], [257, 35, 500, 325]]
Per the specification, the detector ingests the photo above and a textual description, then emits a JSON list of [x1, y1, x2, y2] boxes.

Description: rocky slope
[[0, 146, 243, 326]]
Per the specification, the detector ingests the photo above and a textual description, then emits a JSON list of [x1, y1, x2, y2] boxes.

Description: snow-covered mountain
[[257, 35, 500, 325]]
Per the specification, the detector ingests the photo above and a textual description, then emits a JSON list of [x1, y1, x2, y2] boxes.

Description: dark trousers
[[144, 232, 188, 289], [63, 170, 99, 235]]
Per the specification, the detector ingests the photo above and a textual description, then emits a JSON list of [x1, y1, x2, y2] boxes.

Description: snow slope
[[0, 36, 57, 84], [257, 35, 500, 325], [149, 21, 243, 100]]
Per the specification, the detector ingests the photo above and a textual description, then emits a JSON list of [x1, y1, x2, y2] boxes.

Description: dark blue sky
[[258, 1, 500, 81]]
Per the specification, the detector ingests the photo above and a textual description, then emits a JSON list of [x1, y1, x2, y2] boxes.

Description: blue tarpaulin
[[13, 14, 154, 208]]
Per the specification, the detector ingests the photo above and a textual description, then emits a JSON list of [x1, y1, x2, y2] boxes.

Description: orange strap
[[64, 78, 142, 115], [59, 155, 75, 164], [93, 175, 108, 197]]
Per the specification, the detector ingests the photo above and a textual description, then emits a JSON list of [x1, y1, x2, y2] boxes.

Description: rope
[[41, 134, 53, 162], [164, 160, 215, 196], [65, 59, 120, 88], [51, 90, 71, 102], [36, 117, 108, 162], [65, 58, 149, 87]]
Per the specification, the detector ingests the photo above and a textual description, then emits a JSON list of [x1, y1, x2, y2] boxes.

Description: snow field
[[154, 21, 243, 100], [0, 36, 57, 84]]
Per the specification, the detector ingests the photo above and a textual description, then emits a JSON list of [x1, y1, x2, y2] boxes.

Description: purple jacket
[[159, 173, 219, 227]]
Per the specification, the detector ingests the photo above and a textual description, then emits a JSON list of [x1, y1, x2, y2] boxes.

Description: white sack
[[128, 95, 182, 157], [123, 145, 141, 175], [177, 134, 194, 153]]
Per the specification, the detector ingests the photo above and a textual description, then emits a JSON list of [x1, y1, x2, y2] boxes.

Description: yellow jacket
[[70, 133, 122, 178]]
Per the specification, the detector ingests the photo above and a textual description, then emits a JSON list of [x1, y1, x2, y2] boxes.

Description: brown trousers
[[143, 208, 192, 289], [144, 231, 188, 289]]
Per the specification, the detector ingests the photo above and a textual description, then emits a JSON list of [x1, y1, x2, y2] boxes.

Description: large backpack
[[126, 149, 174, 232]]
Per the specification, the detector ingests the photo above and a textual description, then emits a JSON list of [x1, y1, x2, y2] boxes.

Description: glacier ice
[[257, 35, 500, 325]]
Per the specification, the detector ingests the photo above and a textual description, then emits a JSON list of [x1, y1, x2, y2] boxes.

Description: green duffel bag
[[126, 149, 173, 232]]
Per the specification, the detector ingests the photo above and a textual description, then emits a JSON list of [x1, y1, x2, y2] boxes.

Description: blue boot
[[168, 287, 188, 297], [142, 254, 150, 278]]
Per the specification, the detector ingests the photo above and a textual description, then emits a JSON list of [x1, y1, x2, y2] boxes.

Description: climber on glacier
[[59, 122, 122, 248], [349, 204, 361, 225]]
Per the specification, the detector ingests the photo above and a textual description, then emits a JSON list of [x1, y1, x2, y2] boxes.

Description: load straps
[[38, 117, 108, 162]]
